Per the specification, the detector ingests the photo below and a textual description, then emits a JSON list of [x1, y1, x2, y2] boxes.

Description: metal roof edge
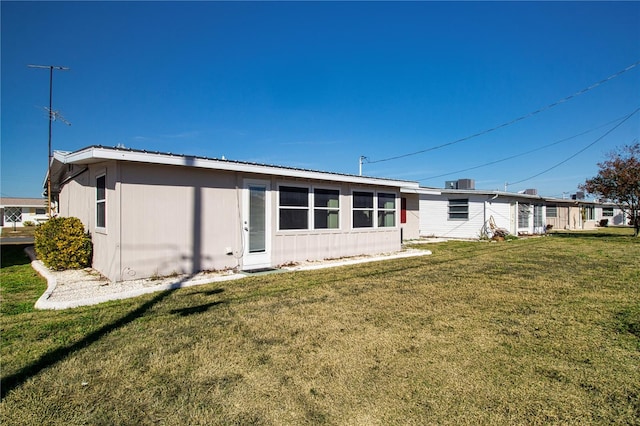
[[54, 146, 420, 188], [401, 187, 442, 195]]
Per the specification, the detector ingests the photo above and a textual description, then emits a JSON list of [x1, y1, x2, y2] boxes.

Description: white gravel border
[[27, 247, 431, 310]]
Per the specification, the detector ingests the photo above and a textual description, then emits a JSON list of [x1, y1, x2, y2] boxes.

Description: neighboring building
[[417, 188, 549, 239], [597, 203, 628, 226], [544, 199, 628, 230], [48, 146, 421, 282], [0, 197, 48, 228], [417, 189, 629, 240]]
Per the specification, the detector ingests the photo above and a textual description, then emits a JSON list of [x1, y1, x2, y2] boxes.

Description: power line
[[366, 60, 640, 165], [507, 107, 640, 187], [416, 112, 634, 182]]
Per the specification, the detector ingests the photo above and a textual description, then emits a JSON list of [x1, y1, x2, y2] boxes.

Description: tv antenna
[[28, 64, 70, 217], [44, 107, 72, 126]]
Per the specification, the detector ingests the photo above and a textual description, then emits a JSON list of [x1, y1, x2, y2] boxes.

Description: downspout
[[483, 198, 487, 238], [485, 194, 498, 237]]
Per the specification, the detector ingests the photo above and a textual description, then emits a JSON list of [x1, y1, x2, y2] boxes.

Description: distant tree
[[580, 143, 640, 237]]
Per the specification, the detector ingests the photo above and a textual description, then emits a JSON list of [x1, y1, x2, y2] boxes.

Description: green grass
[[1, 229, 639, 425], [0, 245, 46, 315]]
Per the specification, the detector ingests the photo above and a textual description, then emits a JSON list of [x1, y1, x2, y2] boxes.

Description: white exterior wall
[[596, 205, 628, 226], [418, 193, 559, 239], [485, 199, 513, 235], [419, 194, 513, 239]]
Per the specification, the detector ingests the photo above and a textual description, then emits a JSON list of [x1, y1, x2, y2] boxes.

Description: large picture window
[[314, 188, 339, 229], [353, 191, 374, 228], [377, 193, 396, 227], [279, 186, 309, 230], [448, 199, 469, 220], [96, 175, 106, 229]]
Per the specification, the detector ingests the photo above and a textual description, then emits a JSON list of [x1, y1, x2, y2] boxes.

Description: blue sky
[[2, 1, 639, 198]]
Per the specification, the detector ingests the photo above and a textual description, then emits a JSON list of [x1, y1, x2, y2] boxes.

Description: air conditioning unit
[[571, 192, 585, 200], [457, 179, 475, 190], [524, 189, 538, 195]]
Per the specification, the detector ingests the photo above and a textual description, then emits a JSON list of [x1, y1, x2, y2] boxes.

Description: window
[[35, 208, 46, 215], [353, 191, 374, 228], [518, 203, 530, 228], [279, 186, 309, 230], [546, 205, 557, 218], [96, 175, 106, 229], [448, 199, 469, 220], [314, 188, 339, 229], [583, 206, 595, 221], [534, 205, 544, 227], [378, 193, 396, 227], [602, 207, 614, 217], [249, 185, 266, 253], [4, 207, 22, 224]]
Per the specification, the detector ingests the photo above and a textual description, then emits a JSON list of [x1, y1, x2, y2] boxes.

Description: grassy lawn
[[1, 229, 639, 425]]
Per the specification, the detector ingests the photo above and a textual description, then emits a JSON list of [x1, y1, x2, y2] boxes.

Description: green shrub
[[34, 217, 92, 270], [22, 221, 35, 227]]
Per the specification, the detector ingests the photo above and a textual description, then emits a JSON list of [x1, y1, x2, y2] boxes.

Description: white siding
[[485, 200, 512, 234], [419, 194, 513, 239], [597, 205, 627, 226]]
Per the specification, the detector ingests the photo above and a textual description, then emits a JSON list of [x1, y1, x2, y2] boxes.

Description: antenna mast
[[28, 64, 70, 217], [359, 156, 367, 176]]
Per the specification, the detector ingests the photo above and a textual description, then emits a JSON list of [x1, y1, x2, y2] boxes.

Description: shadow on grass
[[0, 244, 32, 268], [0, 288, 176, 400]]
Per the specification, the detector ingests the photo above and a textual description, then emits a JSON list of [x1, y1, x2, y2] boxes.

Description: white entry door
[[242, 179, 271, 270]]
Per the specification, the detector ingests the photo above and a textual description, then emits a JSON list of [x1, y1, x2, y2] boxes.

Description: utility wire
[[507, 107, 640, 187], [417, 112, 634, 182], [367, 60, 640, 165]]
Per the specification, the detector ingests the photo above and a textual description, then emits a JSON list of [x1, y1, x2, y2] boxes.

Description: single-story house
[[544, 198, 628, 230], [48, 146, 421, 282], [0, 197, 48, 228], [415, 187, 630, 240], [416, 188, 550, 239]]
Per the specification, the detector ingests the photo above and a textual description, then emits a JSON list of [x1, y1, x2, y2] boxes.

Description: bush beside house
[[35, 217, 92, 270]]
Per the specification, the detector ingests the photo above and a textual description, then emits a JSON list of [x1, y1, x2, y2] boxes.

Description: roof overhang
[[53, 146, 420, 189], [401, 187, 441, 195], [0, 198, 47, 208]]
